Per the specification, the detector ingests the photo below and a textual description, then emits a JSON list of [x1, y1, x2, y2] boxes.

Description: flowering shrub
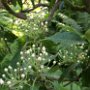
[[0, 43, 89, 90], [58, 43, 88, 63], [0, 45, 56, 90]]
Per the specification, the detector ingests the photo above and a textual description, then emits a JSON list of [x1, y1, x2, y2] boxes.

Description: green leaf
[[45, 32, 84, 45], [85, 29, 90, 43], [52, 81, 69, 90], [57, 13, 82, 32], [59, 63, 80, 83], [65, 83, 81, 90], [44, 66, 61, 80], [30, 84, 39, 90], [0, 36, 26, 70], [0, 86, 9, 90], [42, 40, 59, 53], [17, 0, 23, 9]]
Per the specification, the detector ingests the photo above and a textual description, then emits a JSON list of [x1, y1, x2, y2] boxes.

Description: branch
[[1, 0, 27, 20], [47, 0, 61, 22]]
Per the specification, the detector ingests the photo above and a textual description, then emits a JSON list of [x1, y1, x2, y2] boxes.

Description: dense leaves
[[0, 0, 90, 90]]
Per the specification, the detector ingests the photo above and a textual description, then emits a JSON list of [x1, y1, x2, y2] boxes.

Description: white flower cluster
[[0, 45, 53, 89], [58, 43, 88, 63], [1, 64, 26, 89], [20, 44, 52, 73], [17, 9, 49, 34]]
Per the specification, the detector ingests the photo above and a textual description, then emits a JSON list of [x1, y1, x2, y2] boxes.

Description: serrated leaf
[[45, 32, 84, 45], [58, 13, 82, 32], [52, 81, 69, 90]]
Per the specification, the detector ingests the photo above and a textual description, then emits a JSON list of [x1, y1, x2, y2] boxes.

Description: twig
[[47, 0, 61, 22]]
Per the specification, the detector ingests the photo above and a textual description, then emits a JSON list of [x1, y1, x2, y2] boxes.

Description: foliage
[[0, 0, 90, 90]]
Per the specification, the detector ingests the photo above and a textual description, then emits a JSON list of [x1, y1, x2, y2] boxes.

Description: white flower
[[88, 56, 90, 58], [58, 63, 61, 65], [47, 67, 50, 70], [4, 68, 8, 72], [2, 74, 6, 78], [20, 68, 23, 71], [28, 57, 30, 60], [38, 47, 40, 50], [37, 57, 42, 61], [34, 24, 36, 26], [25, 30, 28, 32], [32, 44, 35, 48], [43, 51, 48, 56], [8, 65, 12, 70], [41, 12, 45, 16], [30, 15, 33, 19], [48, 59, 51, 62], [45, 21, 48, 25], [19, 85, 23, 89], [21, 74, 25, 78], [26, 50, 30, 54], [70, 53, 73, 55], [77, 60, 80, 63], [7, 81, 11, 85], [20, 51, 23, 55], [45, 28, 48, 32], [15, 20, 19, 24], [38, 70, 41, 72], [44, 52, 48, 56], [53, 61, 56, 64], [17, 62, 20, 66], [21, 56, 24, 60], [41, 22, 44, 26], [40, 53, 42, 56], [40, 65, 44, 69], [31, 53, 35, 57], [42, 46, 46, 51], [28, 65, 32, 69], [24, 68, 26, 70], [29, 48, 32, 52], [66, 51, 68, 54], [63, 56, 65, 59], [42, 58, 45, 61], [5, 38, 7, 41], [14, 69, 17, 72], [85, 50, 88, 53], [11, 77, 14, 80], [1, 38, 3, 41], [80, 46, 84, 49], [81, 43, 84, 46], [0, 78, 4, 85], [33, 27, 37, 30]]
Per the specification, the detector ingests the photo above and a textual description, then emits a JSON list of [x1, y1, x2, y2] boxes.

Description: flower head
[[0, 78, 4, 85]]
